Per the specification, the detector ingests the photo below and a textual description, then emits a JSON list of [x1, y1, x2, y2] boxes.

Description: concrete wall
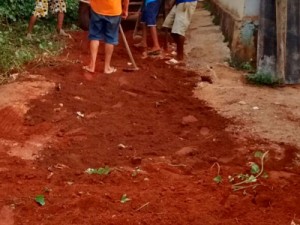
[[210, 0, 260, 61], [214, 0, 260, 18]]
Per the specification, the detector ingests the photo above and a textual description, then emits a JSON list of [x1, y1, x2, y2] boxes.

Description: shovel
[[119, 24, 139, 72]]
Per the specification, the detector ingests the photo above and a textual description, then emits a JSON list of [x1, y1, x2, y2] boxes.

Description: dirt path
[[0, 6, 300, 225]]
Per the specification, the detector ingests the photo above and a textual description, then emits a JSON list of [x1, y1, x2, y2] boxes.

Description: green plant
[[246, 72, 282, 86], [85, 166, 111, 175], [227, 55, 255, 72], [202, 0, 212, 11], [120, 194, 131, 204], [0, 0, 78, 23], [0, 21, 65, 83], [231, 151, 269, 191], [35, 195, 45, 206], [211, 162, 222, 184]]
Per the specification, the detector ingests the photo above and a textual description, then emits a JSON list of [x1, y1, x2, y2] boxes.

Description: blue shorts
[[88, 10, 121, 45], [141, 0, 161, 26]]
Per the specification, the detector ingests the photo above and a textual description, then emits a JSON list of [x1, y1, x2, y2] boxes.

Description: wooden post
[[257, 0, 277, 76], [276, 0, 288, 83]]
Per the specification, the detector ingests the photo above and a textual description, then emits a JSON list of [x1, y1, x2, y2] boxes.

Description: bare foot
[[58, 29, 71, 38], [82, 65, 95, 73], [104, 67, 117, 74]]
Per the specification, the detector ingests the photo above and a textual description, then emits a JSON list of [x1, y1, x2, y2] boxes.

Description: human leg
[[83, 40, 99, 73], [169, 2, 197, 61], [144, 0, 161, 53], [84, 10, 105, 73], [171, 33, 185, 60], [104, 43, 116, 74], [50, 0, 69, 35], [27, 15, 38, 36], [149, 26, 161, 52], [103, 15, 121, 73], [27, 0, 48, 37]]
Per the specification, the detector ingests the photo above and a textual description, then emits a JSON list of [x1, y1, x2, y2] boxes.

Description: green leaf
[[35, 195, 45, 206], [254, 151, 264, 158], [250, 162, 260, 174], [120, 194, 131, 204], [246, 175, 257, 183], [213, 175, 222, 184]]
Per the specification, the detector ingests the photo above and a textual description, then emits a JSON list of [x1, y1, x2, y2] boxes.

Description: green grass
[[0, 20, 68, 84], [246, 72, 283, 86]]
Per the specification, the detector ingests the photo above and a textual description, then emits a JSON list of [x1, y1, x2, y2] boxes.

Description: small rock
[[118, 144, 126, 149], [112, 102, 123, 108], [10, 73, 19, 80], [144, 177, 149, 181], [59, 103, 64, 107], [238, 101, 246, 105], [55, 83, 61, 91], [252, 106, 259, 110], [175, 146, 197, 156], [76, 111, 85, 118], [182, 115, 198, 125], [200, 127, 210, 136], [47, 172, 54, 180]]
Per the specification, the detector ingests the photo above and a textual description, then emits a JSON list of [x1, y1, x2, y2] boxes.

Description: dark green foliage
[[246, 72, 283, 86], [0, 0, 78, 23]]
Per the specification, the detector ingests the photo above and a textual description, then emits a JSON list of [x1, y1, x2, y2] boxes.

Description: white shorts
[[162, 1, 197, 36]]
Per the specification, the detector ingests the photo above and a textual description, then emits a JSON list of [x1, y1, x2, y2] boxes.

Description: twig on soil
[[233, 184, 260, 192], [168, 163, 187, 167], [210, 162, 221, 175], [135, 202, 150, 211]]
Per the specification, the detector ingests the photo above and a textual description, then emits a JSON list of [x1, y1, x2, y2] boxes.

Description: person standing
[[83, 0, 129, 74], [162, 0, 197, 65], [138, 0, 162, 56], [27, 0, 70, 39]]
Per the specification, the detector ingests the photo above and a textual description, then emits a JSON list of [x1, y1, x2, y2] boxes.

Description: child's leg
[[141, 23, 148, 48], [149, 26, 161, 52], [27, 0, 48, 36], [57, 11, 64, 32], [27, 15, 38, 35]]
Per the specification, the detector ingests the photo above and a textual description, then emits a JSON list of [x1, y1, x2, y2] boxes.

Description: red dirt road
[[0, 31, 300, 225]]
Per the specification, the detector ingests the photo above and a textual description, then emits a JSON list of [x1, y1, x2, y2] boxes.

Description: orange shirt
[[90, 0, 122, 16]]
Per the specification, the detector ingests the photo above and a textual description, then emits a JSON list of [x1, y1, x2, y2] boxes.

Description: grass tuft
[[0, 20, 67, 84]]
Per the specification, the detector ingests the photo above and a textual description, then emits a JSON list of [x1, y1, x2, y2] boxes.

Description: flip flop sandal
[[148, 50, 161, 56], [165, 58, 180, 65], [134, 42, 147, 48]]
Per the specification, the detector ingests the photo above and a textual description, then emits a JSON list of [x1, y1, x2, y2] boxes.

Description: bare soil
[[1, 7, 300, 225]]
